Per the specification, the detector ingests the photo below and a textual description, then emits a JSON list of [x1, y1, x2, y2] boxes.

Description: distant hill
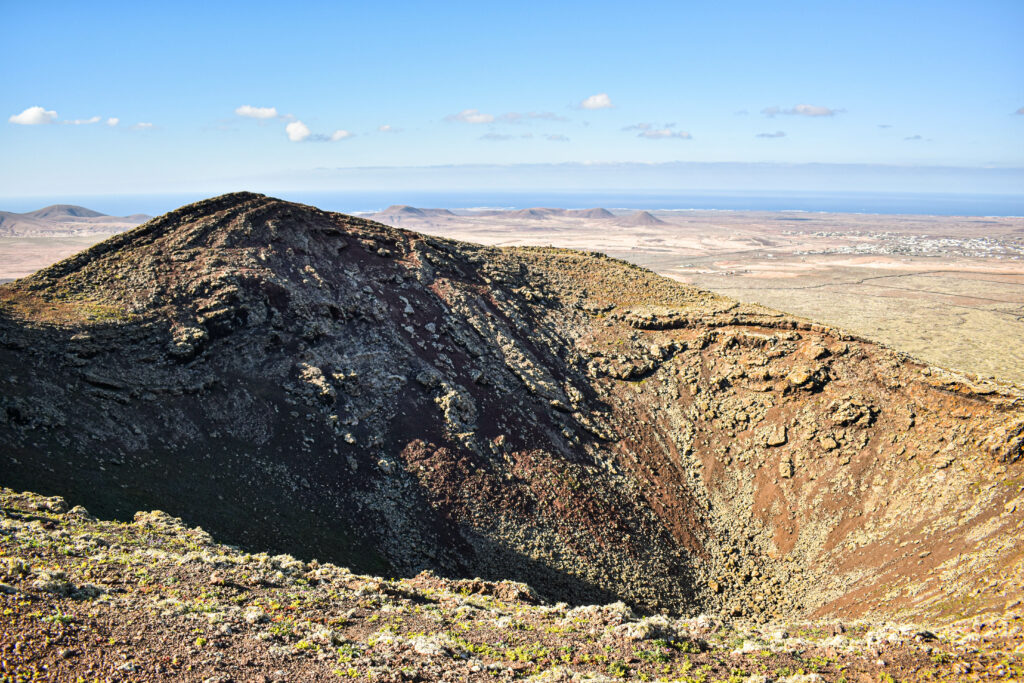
[[368, 206, 618, 226], [618, 210, 667, 226], [369, 205, 457, 224], [463, 207, 617, 220], [566, 208, 615, 219], [0, 204, 151, 237], [506, 207, 562, 219], [0, 211, 48, 235], [24, 204, 106, 220], [382, 204, 427, 217]]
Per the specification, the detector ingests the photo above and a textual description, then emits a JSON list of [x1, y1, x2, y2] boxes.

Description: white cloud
[[545, 134, 570, 142], [378, 124, 401, 133], [792, 104, 838, 116], [580, 93, 613, 110], [480, 132, 513, 141], [622, 123, 652, 131], [9, 106, 58, 125], [638, 128, 692, 139], [8, 107, 151, 129], [447, 108, 495, 124], [281, 123, 354, 143], [762, 104, 842, 117], [756, 131, 786, 138], [286, 120, 311, 142], [236, 105, 279, 119]]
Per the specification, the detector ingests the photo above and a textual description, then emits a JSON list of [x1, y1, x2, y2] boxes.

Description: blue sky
[[2, 0, 1023, 198]]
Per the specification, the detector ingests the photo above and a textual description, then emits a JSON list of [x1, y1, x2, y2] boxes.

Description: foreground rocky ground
[[3, 487, 1022, 682]]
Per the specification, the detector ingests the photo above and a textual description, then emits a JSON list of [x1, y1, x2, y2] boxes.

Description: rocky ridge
[[1, 192, 1022, 627]]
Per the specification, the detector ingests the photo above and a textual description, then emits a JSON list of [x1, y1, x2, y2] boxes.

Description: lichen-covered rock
[[134, 510, 187, 530]]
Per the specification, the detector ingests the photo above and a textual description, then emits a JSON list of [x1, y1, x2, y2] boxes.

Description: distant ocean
[[3, 190, 1023, 218]]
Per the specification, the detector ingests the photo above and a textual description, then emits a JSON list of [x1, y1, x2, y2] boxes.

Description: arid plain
[[0, 205, 150, 283], [366, 206, 1024, 386]]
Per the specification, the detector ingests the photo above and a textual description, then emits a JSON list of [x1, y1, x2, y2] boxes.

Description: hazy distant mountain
[[0, 212, 48, 235], [24, 204, 106, 220], [368, 206, 618, 227], [500, 207, 618, 220], [565, 207, 615, 219], [367, 205, 457, 225], [503, 207, 560, 219], [618, 210, 667, 226], [383, 204, 456, 216], [0, 204, 151, 237]]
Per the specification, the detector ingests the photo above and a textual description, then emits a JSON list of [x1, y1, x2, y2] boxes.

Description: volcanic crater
[[2, 192, 1022, 625]]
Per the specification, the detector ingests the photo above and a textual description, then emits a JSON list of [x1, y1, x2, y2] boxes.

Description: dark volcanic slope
[[1, 192, 1022, 622]]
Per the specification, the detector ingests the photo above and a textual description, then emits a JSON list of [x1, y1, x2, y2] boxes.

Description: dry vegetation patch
[[0, 288, 133, 327]]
